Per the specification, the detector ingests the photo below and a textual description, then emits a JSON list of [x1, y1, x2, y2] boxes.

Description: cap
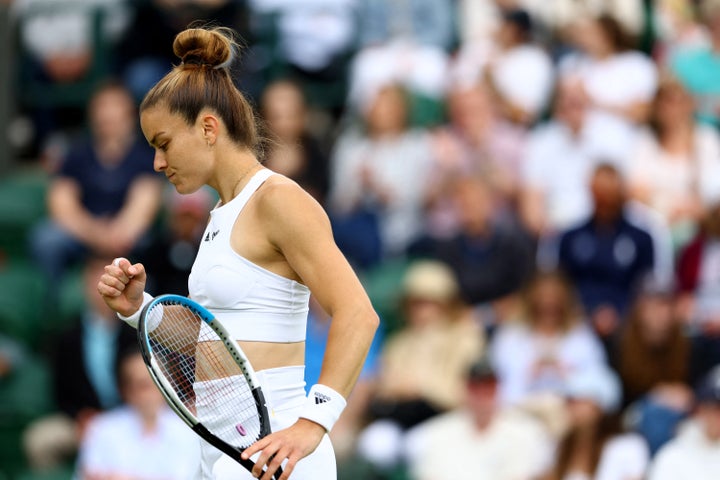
[[696, 366, 720, 404], [563, 366, 621, 413], [402, 260, 459, 303], [502, 8, 533, 34], [466, 357, 497, 383]]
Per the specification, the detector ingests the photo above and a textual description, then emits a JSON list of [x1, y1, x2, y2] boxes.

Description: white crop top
[[188, 169, 310, 342]]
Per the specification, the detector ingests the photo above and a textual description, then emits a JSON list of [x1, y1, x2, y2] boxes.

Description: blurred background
[[1, 0, 720, 479]]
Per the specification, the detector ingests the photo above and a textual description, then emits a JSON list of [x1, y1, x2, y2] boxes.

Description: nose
[[153, 151, 167, 172]]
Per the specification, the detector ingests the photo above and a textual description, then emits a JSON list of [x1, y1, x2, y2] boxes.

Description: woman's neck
[[659, 122, 694, 156], [213, 151, 261, 205]]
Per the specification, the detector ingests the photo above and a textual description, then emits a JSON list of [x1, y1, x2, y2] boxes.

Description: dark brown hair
[[140, 27, 259, 154], [596, 14, 636, 53], [616, 300, 689, 405], [549, 413, 623, 480]]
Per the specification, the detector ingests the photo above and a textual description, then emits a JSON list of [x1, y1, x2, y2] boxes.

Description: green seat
[[360, 257, 411, 336], [0, 262, 47, 349], [0, 170, 49, 261], [14, 466, 75, 480]]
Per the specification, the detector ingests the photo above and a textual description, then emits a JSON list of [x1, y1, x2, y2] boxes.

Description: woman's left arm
[[243, 180, 379, 480]]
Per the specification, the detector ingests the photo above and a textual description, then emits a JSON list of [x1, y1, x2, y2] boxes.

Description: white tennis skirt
[[194, 365, 337, 479]]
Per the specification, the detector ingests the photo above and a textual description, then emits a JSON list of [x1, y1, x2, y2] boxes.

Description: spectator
[[410, 174, 534, 306], [627, 75, 720, 250], [329, 84, 435, 266], [355, 0, 455, 50], [116, 0, 248, 102], [426, 79, 527, 236], [670, 0, 720, 127], [559, 13, 658, 152], [140, 188, 213, 297], [648, 365, 720, 480], [547, 365, 650, 480], [23, 255, 137, 471], [676, 198, 720, 377], [612, 275, 694, 455], [76, 346, 199, 479], [490, 270, 606, 406], [259, 79, 330, 206], [11, 0, 131, 147], [356, 260, 483, 471], [519, 78, 627, 237], [29, 81, 163, 306], [553, 163, 656, 342], [452, 7, 555, 125], [403, 357, 554, 480]]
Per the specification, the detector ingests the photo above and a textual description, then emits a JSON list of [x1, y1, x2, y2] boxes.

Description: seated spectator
[[23, 255, 137, 472], [627, 76, 720, 250], [356, 260, 484, 470], [559, 13, 658, 151], [669, 0, 720, 127], [490, 270, 606, 406], [402, 358, 555, 480], [519, 77, 628, 237], [76, 346, 199, 479], [259, 79, 330, 206], [140, 188, 213, 297], [676, 198, 720, 377], [547, 365, 650, 480], [410, 174, 534, 306], [612, 275, 694, 455], [426, 80, 527, 236], [328, 84, 435, 267], [11, 0, 131, 148], [29, 81, 163, 306], [452, 7, 555, 125], [116, 0, 248, 102], [553, 163, 656, 342], [648, 365, 720, 480]]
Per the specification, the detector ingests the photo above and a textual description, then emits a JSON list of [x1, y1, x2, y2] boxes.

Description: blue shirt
[[82, 313, 121, 409], [57, 135, 157, 216], [558, 215, 655, 316]]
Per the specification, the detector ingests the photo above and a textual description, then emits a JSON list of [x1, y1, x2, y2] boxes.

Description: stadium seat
[[0, 262, 47, 349], [0, 169, 48, 262]]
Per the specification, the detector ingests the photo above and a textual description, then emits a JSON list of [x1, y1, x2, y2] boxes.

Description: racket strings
[[146, 302, 264, 448]]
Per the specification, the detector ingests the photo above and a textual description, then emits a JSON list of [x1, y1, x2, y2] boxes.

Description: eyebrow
[[148, 131, 165, 147]]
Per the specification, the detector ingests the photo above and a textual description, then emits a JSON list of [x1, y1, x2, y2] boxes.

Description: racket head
[[138, 294, 279, 477]]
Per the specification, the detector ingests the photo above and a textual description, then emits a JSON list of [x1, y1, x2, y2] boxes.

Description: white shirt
[[490, 321, 607, 405], [78, 406, 200, 480], [405, 408, 554, 480], [628, 124, 720, 217], [329, 128, 435, 255], [522, 117, 628, 231], [563, 433, 649, 480], [649, 420, 720, 480]]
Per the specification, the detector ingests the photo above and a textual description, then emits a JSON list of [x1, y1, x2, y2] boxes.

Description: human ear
[[200, 113, 220, 146]]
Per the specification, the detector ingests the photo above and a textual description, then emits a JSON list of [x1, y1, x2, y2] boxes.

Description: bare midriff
[[195, 340, 305, 381]]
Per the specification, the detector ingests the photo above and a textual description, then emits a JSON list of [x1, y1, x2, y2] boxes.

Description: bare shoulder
[[253, 171, 331, 232]]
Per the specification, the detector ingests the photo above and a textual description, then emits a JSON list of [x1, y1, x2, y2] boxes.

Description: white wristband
[[299, 384, 347, 432], [117, 292, 154, 329]]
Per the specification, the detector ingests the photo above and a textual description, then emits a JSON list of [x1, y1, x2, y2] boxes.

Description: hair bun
[[173, 27, 235, 69]]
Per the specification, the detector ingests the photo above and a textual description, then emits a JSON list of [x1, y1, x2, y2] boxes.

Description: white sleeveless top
[[188, 169, 310, 342]]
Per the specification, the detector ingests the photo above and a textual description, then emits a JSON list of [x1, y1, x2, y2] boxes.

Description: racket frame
[[138, 294, 279, 478]]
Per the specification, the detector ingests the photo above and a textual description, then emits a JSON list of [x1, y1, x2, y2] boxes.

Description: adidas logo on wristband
[[314, 392, 331, 404]]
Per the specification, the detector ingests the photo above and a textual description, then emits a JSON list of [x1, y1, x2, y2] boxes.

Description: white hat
[[402, 260, 459, 302], [564, 366, 622, 413]]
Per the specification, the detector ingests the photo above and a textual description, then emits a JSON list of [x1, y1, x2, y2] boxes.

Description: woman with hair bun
[[97, 26, 379, 480]]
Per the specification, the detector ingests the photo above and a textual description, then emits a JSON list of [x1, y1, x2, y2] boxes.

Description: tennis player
[[97, 26, 379, 480]]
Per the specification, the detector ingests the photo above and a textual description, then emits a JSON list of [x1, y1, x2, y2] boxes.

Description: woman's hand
[[242, 419, 326, 480], [96, 257, 147, 317]]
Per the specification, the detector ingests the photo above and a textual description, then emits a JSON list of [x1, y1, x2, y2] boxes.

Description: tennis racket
[[137, 294, 282, 479]]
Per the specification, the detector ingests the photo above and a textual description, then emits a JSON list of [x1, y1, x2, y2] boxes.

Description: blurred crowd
[[2, 0, 720, 479]]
